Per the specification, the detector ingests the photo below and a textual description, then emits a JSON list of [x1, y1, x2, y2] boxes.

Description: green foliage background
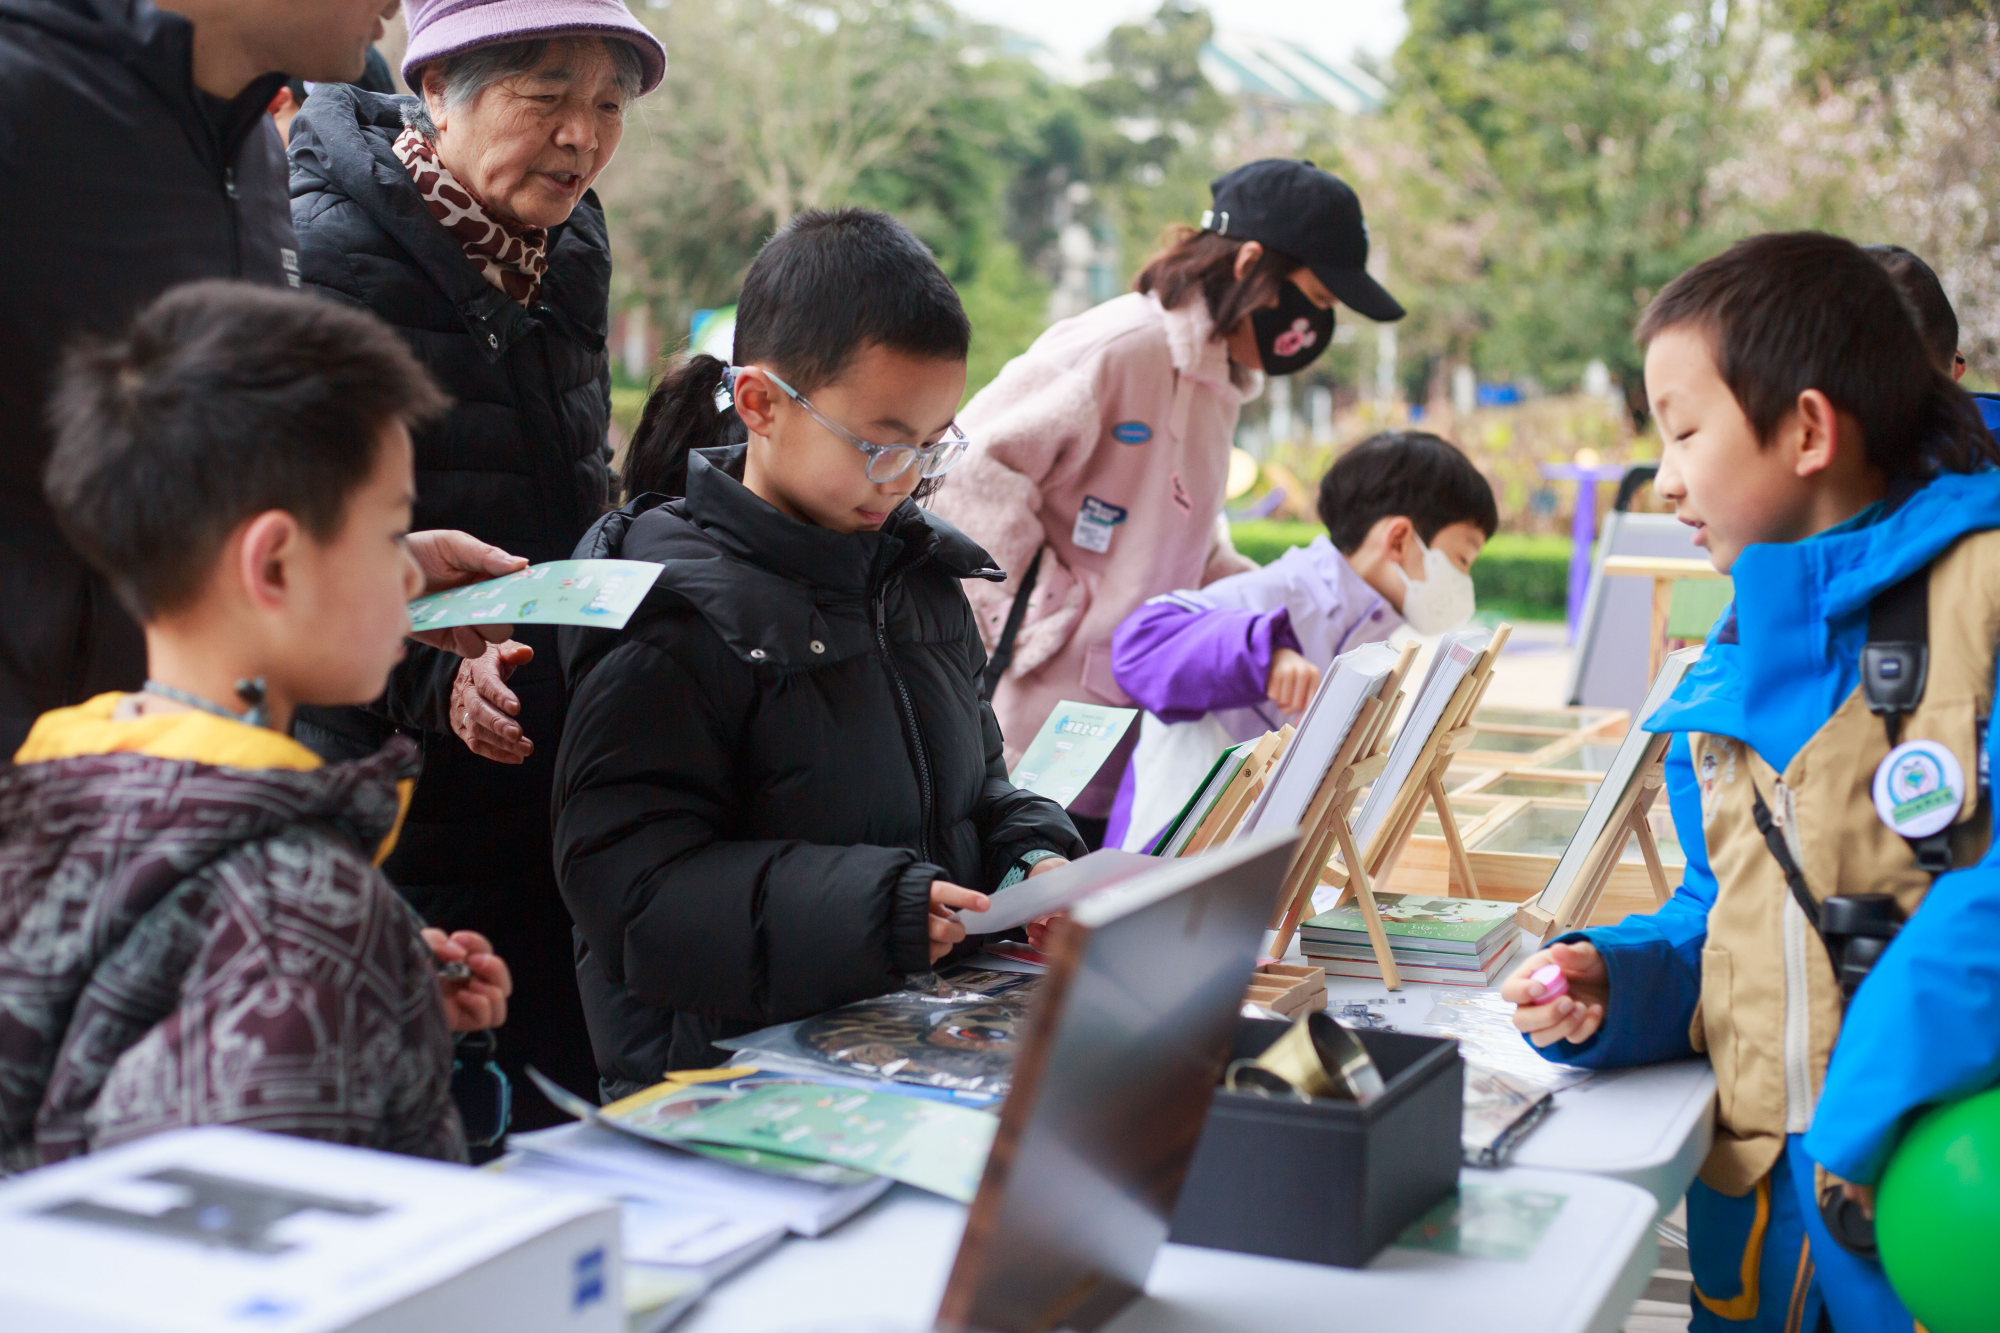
[[1229, 522, 1572, 620], [596, 0, 2000, 448]]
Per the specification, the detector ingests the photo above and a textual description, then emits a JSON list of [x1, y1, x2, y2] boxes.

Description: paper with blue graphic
[[406, 559, 662, 632], [1009, 700, 1138, 807]]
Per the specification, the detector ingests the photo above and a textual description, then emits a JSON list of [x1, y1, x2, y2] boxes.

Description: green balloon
[[1877, 1085, 2000, 1333]]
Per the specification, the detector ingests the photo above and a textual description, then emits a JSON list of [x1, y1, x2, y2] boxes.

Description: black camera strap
[[979, 544, 1044, 703], [1749, 785, 1820, 932]]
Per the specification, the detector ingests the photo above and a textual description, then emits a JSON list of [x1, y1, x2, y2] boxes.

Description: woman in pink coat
[[932, 159, 1405, 843]]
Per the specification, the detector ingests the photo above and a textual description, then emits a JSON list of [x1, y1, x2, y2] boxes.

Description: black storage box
[[1168, 1019, 1463, 1268]]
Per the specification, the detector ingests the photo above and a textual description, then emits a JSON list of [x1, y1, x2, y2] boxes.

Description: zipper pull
[[224, 167, 238, 199]]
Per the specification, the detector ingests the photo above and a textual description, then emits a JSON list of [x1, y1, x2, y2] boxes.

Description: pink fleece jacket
[[930, 291, 1261, 816]]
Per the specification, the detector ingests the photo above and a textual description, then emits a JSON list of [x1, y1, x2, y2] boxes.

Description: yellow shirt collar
[[15, 693, 410, 864], [15, 692, 323, 769]]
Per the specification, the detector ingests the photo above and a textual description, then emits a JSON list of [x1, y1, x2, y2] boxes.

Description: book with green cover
[[1394, 1183, 1567, 1261], [1301, 892, 1517, 954], [1150, 740, 1251, 856], [1306, 936, 1521, 986], [1302, 930, 1516, 966]]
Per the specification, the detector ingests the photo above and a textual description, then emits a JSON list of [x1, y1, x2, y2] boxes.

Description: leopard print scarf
[[394, 127, 549, 307]]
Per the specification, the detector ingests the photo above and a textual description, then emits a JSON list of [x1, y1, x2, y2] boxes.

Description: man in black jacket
[[0, 0, 403, 751]]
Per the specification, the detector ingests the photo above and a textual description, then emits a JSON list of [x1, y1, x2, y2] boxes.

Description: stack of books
[[1299, 892, 1522, 985]]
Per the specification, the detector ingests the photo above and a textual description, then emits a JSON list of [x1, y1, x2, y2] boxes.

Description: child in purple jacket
[[1107, 432, 1497, 849]]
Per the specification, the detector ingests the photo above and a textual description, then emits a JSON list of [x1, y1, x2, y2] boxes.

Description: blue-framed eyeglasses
[[729, 366, 971, 483]]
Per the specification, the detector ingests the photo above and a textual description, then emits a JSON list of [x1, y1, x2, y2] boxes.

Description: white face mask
[[1395, 536, 1477, 635]]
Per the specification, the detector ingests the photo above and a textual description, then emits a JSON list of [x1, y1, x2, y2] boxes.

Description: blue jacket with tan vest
[[1538, 469, 2000, 1193]]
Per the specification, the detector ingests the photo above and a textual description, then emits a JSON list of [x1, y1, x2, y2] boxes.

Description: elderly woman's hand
[[452, 639, 535, 763], [406, 529, 529, 657]]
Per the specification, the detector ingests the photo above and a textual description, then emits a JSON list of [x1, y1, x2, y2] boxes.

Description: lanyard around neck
[[140, 677, 270, 730]]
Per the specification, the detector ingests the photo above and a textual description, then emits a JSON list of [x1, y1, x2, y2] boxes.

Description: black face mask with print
[[1252, 280, 1335, 376]]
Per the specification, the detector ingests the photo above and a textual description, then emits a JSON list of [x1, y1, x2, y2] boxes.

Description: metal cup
[[1251, 1011, 1386, 1104], [1223, 1060, 1310, 1101]]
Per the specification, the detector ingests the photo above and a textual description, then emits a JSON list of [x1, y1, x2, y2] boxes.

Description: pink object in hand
[[1531, 963, 1569, 1002]]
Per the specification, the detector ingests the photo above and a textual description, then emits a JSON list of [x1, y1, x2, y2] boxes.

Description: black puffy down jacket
[[0, 0, 295, 752], [285, 84, 614, 1112], [554, 447, 1086, 1088]]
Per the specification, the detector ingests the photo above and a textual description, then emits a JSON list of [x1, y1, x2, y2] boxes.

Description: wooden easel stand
[[1259, 642, 1421, 983], [1358, 624, 1514, 906], [1517, 751, 1673, 941], [1181, 725, 1293, 857]]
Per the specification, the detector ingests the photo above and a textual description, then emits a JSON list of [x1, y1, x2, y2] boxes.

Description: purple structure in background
[[1538, 462, 1632, 643]]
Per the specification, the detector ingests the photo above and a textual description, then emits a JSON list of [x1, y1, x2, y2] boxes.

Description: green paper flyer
[[1010, 701, 1138, 808], [406, 559, 661, 632], [634, 1083, 998, 1203]]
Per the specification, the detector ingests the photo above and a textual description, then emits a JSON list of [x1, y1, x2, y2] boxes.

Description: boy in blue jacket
[[1504, 232, 2000, 1333]]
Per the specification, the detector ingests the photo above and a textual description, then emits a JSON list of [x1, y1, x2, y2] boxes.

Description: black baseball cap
[[1202, 159, 1405, 322]]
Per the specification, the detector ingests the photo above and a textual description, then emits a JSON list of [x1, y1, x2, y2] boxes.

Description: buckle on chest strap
[[1910, 830, 1953, 874], [1863, 567, 1930, 745]]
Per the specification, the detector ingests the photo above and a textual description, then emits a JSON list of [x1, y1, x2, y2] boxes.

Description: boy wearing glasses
[[552, 210, 1085, 1095]]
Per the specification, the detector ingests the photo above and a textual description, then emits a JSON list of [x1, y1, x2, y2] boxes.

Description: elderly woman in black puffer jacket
[[285, 0, 667, 1126]]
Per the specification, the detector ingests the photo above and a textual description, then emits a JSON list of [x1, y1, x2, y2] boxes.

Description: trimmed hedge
[[1227, 521, 1572, 622]]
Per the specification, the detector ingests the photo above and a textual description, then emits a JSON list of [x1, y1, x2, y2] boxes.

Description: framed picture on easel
[[1517, 646, 1702, 941], [1347, 624, 1513, 902]]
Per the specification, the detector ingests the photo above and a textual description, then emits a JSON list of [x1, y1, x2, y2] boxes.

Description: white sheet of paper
[[1349, 628, 1492, 850], [1238, 641, 1401, 840], [954, 848, 1158, 934]]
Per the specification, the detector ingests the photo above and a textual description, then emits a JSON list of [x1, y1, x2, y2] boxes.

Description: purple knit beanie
[[401, 0, 667, 95]]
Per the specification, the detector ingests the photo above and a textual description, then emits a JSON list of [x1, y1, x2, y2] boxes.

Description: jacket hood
[[15, 691, 324, 770], [287, 84, 610, 359], [0, 737, 425, 1171], [1, 735, 419, 883], [1647, 469, 2000, 770], [561, 446, 1001, 683], [1149, 291, 1262, 400]]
